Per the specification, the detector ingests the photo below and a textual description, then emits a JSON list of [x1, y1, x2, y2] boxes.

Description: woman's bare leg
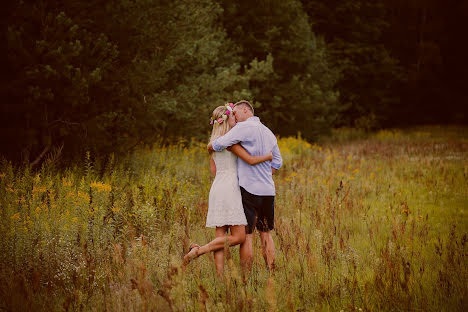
[[184, 225, 246, 264], [190, 225, 245, 257], [214, 226, 227, 276]]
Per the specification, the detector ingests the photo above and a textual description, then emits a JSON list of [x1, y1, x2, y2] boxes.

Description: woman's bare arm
[[230, 143, 272, 165], [210, 155, 216, 176]]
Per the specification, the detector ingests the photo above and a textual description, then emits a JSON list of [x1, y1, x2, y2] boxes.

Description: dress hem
[[206, 222, 247, 228]]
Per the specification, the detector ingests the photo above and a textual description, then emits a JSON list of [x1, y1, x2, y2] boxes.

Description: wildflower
[[62, 178, 73, 187], [32, 186, 46, 194], [6, 183, 16, 193], [11, 213, 20, 221], [78, 191, 90, 203], [90, 181, 112, 193]]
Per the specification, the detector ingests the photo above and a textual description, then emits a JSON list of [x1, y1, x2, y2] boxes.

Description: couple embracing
[[184, 100, 282, 275]]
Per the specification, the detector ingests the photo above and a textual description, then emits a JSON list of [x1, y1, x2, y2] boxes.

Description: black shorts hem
[[240, 187, 275, 234]]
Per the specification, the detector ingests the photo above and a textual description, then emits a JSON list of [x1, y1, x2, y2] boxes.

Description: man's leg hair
[[259, 230, 276, 272]]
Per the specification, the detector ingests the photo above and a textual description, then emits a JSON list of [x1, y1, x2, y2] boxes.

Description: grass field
[[0, 126, 467, 311]]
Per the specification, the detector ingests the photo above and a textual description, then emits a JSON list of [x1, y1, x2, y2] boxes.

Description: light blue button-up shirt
[[212, 116, 282, 196]]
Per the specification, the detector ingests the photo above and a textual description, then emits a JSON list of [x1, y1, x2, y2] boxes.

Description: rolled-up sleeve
[[212, 125, 246, 151], [271, 143, 282, 170]]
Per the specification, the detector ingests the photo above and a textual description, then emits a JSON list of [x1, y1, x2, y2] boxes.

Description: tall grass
[[0, 127, 467, 311]]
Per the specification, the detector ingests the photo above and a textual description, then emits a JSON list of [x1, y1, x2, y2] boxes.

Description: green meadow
[[0, 126, 467, 311]]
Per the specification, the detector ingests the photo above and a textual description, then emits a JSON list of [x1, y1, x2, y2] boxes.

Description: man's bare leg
[[239, 233, 254, 272], [259, 231, 276, 272]]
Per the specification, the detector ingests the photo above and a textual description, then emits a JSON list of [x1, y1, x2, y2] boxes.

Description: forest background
[[1, 0, 467, 164]]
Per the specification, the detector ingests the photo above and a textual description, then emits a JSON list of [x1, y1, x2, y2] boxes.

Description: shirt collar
[[234, 116, 259, 127], [245, 116, 259, 122]]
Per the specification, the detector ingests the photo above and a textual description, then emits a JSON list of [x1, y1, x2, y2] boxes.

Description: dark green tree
[[0, 0, 274, 164], [113, 0, 273, 143], [302, 0, 405, 128], [2, 2, 119, 164], [218, 0, 341, 139]]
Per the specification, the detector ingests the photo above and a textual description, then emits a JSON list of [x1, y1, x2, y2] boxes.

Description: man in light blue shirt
[[208, 100, 282, 272]]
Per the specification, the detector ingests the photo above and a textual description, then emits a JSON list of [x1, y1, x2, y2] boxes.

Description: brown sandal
[[183, 243, 200, 264]]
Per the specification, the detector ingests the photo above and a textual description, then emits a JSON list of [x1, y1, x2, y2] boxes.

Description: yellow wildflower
[[78, 191, 90, 203], [11, 213, 20, 221], [6, 183, 16, 193], [90, 181, 112, 193], [62, 178, 73, 187], [32, 186, 46, 194]]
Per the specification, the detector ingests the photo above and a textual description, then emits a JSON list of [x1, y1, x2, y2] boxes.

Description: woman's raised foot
[[183, 243, 200, 264]]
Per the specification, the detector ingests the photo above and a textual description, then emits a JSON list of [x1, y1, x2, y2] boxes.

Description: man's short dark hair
[[234, 100, 254, 114]]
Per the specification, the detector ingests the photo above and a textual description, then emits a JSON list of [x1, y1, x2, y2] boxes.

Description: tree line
[[1, 0, 466, 165]]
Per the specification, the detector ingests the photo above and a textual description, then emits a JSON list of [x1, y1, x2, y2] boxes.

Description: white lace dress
[[206, 150, 247, 228]]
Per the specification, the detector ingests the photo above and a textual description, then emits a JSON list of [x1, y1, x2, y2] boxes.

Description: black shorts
[[240, 187, 275, 234]]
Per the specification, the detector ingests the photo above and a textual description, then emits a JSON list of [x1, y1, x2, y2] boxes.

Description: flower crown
[[210, 103, 234, 126]]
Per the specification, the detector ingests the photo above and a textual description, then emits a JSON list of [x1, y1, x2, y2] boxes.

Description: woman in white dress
[[183, 103, 272, 274]]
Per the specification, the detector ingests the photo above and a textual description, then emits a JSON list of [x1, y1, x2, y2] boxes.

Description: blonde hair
[[209, 105, 232, 143]]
